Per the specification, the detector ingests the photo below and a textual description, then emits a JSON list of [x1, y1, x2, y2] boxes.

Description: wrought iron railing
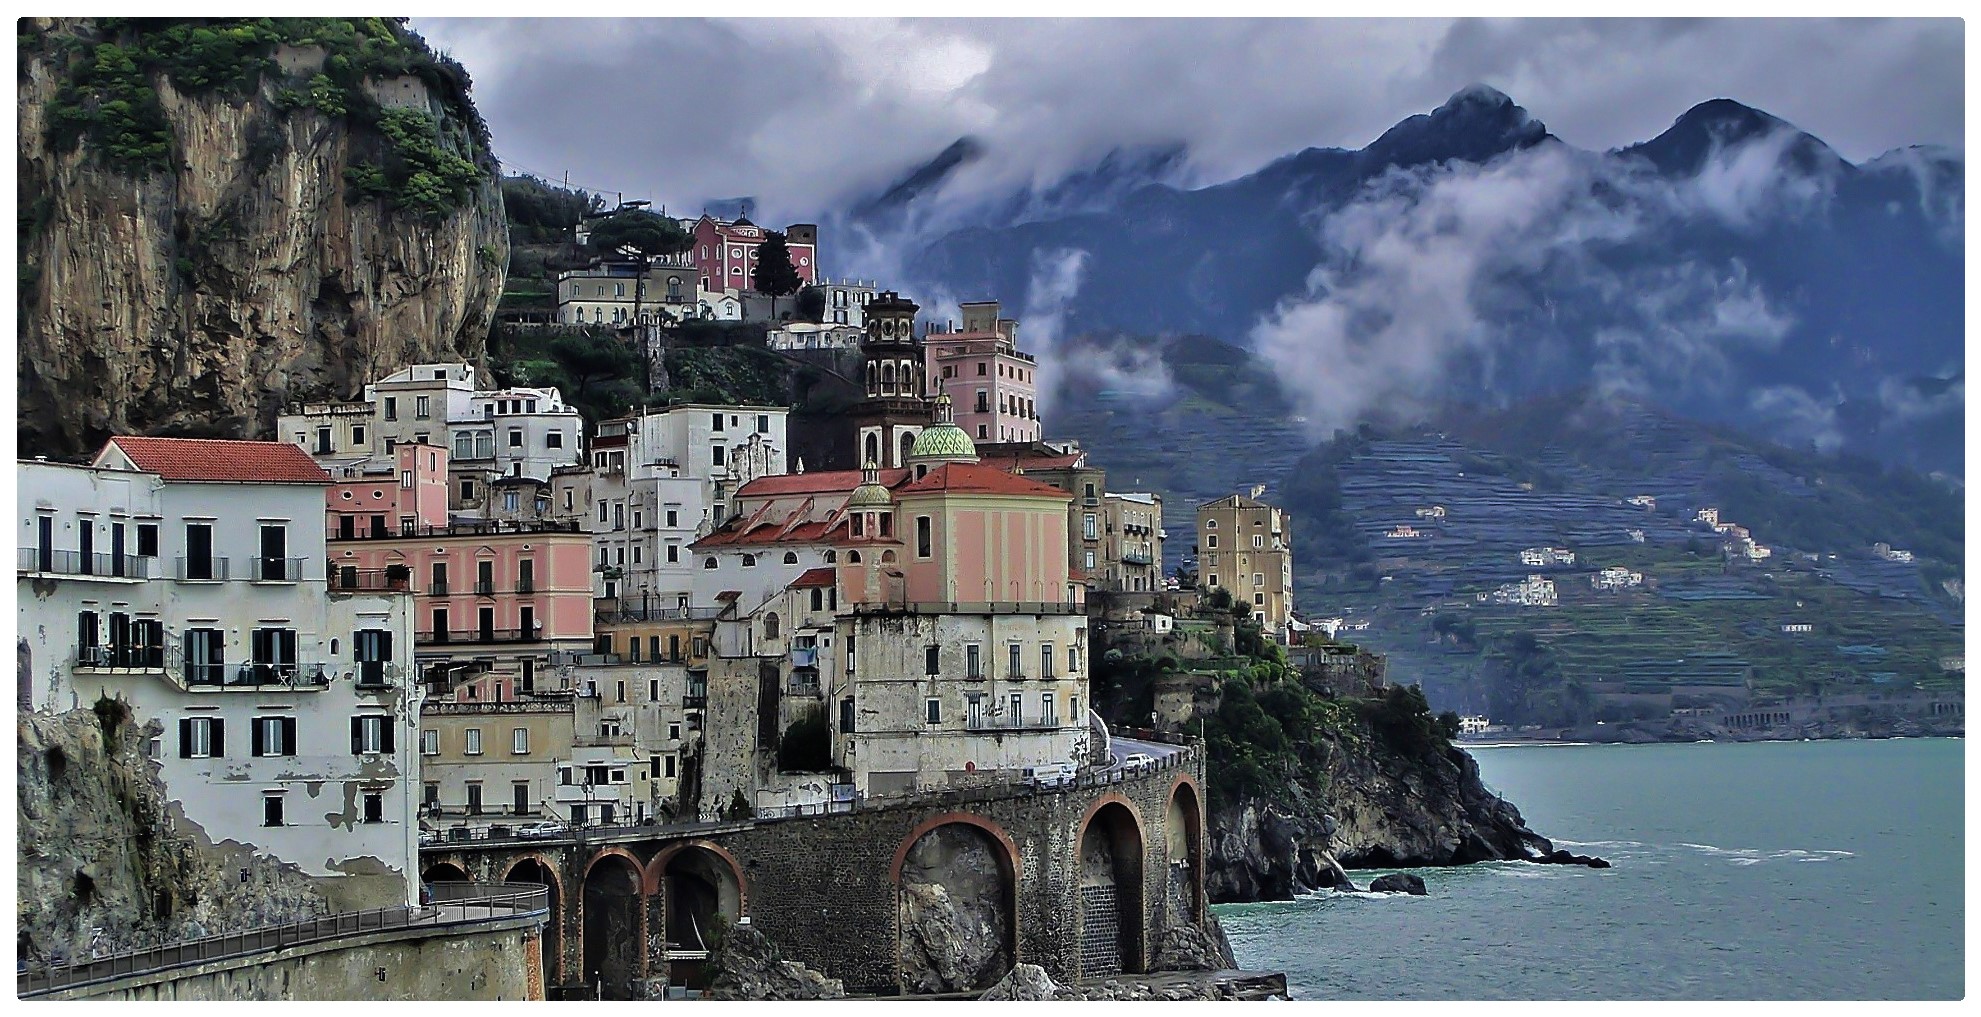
[[17, 882, 547, 997], [848, 601, 1085, 616], [329, 567, 412, 593], [250, 557, 307, 582], [417, 628, 543, 646], [18, 547, 152, 579], [174, 556, 231, 582]]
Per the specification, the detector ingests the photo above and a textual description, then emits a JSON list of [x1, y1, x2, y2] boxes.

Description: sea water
[[1216, 738, 1964, 999]]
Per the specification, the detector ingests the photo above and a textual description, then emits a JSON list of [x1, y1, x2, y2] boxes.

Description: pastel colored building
[[924, 300, 1040, 445], [17, 438, 423, 910], [1196, 492, 1294, 641], [689, 216, 818, 292], [325, 441, 450, 540], [327, 519, 596, 695]]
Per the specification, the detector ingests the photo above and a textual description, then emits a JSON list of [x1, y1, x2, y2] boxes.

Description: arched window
[[881, 550, 897, 564], [763, 613, 779, 639], [1206, 519, 1218, 529], [742, 554, 757, 567], [881, 361, 896, 393], [848, 550, 862, 564], [865, 434, 879, 465], [899, 431, 915, 467], [703, 557, 718, 570], [824, 549, 837, 563], [783, 551, 799, 565]]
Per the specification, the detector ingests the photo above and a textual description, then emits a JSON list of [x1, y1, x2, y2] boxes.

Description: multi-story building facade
[[1102, 492, 1165, 592], [419, 695, 574, 825], [324, 441, 451, 540], [17, 438, 422, 910], [766, 321, 864, 351], [976, 441, 1108, 582], [1196, 492, 1294, 640], [279, 363, 587, 519], [692, 407, 1091, 800], [688, 216, 818, 293], [588, 404, 789, 602], [555, 256, 701, 327], [327, 519, 595, 696], [816, 278, 877, 327], [923, 300, 1041, 445]]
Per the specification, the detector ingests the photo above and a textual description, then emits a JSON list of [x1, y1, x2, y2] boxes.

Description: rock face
[[704, 923, 846, 1001], [17, 20, 506, 456], [978, 963, 1062, 1001], [1208, 725, 1557, 903], [1149, 917, 1239, 972], [18, 701, 331, 967], [897, 824, 1011, 993], [1368, 873, 1429, 895]]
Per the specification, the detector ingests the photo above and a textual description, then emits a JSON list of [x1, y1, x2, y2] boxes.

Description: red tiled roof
[[716, 590, 740, 602], [897, 463, 1073, 499], [694, 517, 845, 549], [789, 567, 837, 589], [103, 436, 331, 484]]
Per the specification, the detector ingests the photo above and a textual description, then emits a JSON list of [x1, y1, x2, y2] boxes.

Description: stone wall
[[38, 916, 543, 1001]]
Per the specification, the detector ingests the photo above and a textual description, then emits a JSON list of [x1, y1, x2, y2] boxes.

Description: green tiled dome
[[910, 423, 977, 460]]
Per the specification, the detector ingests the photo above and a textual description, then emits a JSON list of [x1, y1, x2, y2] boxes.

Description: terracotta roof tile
[[737, 468, 911, 498], [896, 463, 1073, 499], [789, 567, 837, 589], [102, 436, 331, 484]]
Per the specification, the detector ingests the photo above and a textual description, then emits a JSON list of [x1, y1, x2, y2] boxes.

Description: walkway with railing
[[17, 882, 547, 998]]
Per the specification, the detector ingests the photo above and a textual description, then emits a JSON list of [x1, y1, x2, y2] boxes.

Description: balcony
[[594, 604, 722, 623], [18, 547, 152, 580], [574, 731, 636, 749], [1122, 549, 1154, 566], [249, 557, 307, 582], [186, 662, 333, 691], [516, 578, 536, 595], [965, 714, 1063, 732], [74, 643, 178, 674], [789, 646, 819, 669], [475, 580, 497, 596], [329, 567, 412, 593], [174, 556, 231, 582], [429, 582, 451, 596], [417, 628, 545, 646], [328, 519, 584, 542], [849, 601, 1086, 617], [786, 679, 821, 698]]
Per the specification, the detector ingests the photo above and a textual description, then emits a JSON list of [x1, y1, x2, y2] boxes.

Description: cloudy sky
[[417, 17, 1962, 224]]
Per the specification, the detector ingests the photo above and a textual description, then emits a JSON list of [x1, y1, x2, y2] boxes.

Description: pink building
[[924, 300, 1040, 445], [327, 519, 595, 692], [690, 216, 818, 292], [324, 441, 449, 540]]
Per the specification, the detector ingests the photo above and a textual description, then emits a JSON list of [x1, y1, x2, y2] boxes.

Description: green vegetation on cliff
[[25, 17, 492, 219]]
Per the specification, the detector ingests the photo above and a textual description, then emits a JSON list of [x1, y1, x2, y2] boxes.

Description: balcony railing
[[516, 578, 536, 594], [682, 693, 707, 708], [18, 547, 151, 580], [594, 605, 723, 623], [848, 601, 1085, 616], [328, 520, 583, 541], [250, 557, 307, 582], [789, 647, 819, 669], [185, 662, 333, 690], [429, 582, 450, 596], [1122, 550, 1154, 566], [474, 581, 497, 596], [175, 556, 231, 582], [75, 643, 179, 673], [965, 714, 1063, 732], [787, 680, 821, 698], [329, 567, 412, 593], [417, 628, 545, 646]]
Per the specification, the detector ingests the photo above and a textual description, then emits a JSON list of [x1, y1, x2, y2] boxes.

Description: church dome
[[847, 459, 893, 507]]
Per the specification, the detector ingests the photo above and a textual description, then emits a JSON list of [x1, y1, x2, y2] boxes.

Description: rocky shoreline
[[1461, 718, 1964, 747]]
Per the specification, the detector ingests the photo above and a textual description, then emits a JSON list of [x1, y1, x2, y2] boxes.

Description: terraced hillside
[[1274, 397, 1962, 724]]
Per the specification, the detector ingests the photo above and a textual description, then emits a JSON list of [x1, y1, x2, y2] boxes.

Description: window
[[135, 522, 158, 558], [423, 782, 439, 808], [546, 431, 564, 449], [250, 628, 298, 681], [1008, 643, 1022, 678], [966, 644, 982, 679], [363, 790, 384, 824], [352, 424, 366, 446], [1207, 574, 1219, 587], [1009, 692, 1024, 726], [512, 727, 530, 754], [742, 554, 757, 567], [1071, 694, 1080, 719], [461, 479, 474, 501], [1254, 593, 1266, 606], [712, 444, 726, 467], [1043, 692, 1057, 726], [926, 646, 941, 675], [251, 716, 297, 757], [263, 793, 285, 828], [1207, 535, 1219, 549], [508, 429, 522, 448], [466, 783, 483, 816], [1254, 534, 1265, 549], [926, 698, 942, 724], [1085, 550, 1096, 570], [667, 542, 680, 563], [1070, 647, 1081, 672], [420, 729, 439, 756], [666, 509, 678, 528], [600, 502, 609, 524], [978, 425, 988, 439], [1084, 514, 1098, 540], [1042, 643, 1055, 679], [617, 680, 626, 703], [846, 634, 857, 674], [353, 715, 394, 755], [704, 557, 718, 570], [415, 395, 430, 419], [179, 716, 223, 758], [514, 781, 531, 815], [916, 516, 932, 558], [464, 728, 483, 755], [384, 397, 398, 421], [1254, 572, 1264, 587], [1206, 519, 1218, 529], [977, 363, 987, 377]]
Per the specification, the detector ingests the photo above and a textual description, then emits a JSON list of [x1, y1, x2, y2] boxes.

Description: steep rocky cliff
[[1205, 716, 1554, 902], [17, 18, 506, 456], [18, 701, 330, 966]]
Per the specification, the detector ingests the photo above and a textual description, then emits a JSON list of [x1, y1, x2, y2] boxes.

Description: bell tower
[[852, 291, 932, 469]]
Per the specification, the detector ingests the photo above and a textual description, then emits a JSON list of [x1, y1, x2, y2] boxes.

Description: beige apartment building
[[1102, 492, 1165, 592], [1196, 492, 1293, 641]]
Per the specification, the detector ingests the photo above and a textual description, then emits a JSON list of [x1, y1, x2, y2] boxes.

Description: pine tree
[[750, 230, 803, 320]]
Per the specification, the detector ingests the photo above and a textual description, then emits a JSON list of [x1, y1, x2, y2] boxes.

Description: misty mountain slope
[[851, 87, 1963, 474]]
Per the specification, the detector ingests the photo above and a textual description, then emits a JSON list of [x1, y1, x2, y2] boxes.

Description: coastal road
[[1110, 735, 1184, 772]]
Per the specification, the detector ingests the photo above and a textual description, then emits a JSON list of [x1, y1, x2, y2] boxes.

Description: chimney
[[1250, 484, 1267, 500]]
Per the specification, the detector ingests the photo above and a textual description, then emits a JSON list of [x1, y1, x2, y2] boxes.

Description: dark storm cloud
[[415, 18, 1962, 224]]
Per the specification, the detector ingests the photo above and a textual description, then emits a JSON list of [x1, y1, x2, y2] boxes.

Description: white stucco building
[[17, 439, 422, 910]]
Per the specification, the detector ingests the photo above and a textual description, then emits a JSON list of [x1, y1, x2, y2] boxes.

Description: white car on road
[[1121, 752, 1155, 770]]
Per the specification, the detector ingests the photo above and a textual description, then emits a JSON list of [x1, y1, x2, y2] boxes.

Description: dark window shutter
[[380, 629, 392, 661], [251, 628, 267, 663], [209, 719, 224, 758], [252, 718, 265, 757], [179, 718, 193, 758], [380, 718, 394, 754], [283, 718, 298, 756], [351, 717, 363, 755]]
